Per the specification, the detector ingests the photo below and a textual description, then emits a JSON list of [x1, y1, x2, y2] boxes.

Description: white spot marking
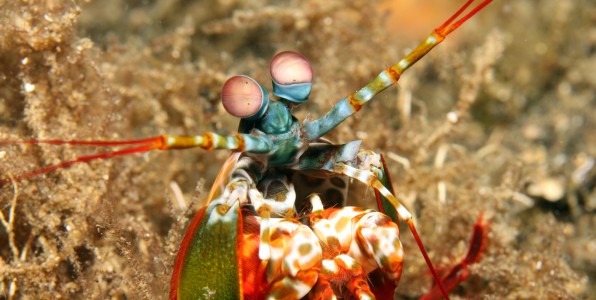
[[357, 88, 374, 102], [397, 206, 412, 220], [322, 259, 339, 274], [166, 136, 176, 146], [357, 171, 371, 183], [292, 279, 314, 298], [378, 71, 393, 85], [426, 35, 438, 45], [338, 254, 358, 269], [447, 111, 458, 123], [211, 133, 221, 147], [24, 83, 35, 92], [398, 59, 409, 69]]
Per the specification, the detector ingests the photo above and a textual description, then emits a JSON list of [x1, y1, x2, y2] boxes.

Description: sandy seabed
[[0, 0, 594, 299]]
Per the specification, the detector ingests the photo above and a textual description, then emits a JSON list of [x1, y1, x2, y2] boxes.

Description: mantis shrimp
[[1, 0, 493, 298]]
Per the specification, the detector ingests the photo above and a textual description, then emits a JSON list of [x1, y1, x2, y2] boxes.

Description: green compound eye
[[221, 75, 269, 120]]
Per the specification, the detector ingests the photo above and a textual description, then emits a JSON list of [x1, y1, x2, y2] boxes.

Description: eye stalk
[[270, 51, 313, 103], [221, 75, 270, 120]]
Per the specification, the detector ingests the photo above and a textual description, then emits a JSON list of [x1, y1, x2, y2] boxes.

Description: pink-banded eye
[[270, 51, 313, 85], [221, 75, 268, 119]]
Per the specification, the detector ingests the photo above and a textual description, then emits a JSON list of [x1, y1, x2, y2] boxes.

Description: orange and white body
[[309, 195, 404, 299], [264, 218, 322, 299], [260, 194, 404, 299]]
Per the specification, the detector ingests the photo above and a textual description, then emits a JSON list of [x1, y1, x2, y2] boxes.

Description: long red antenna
[[0, 137, 165, 185], [0, 131, 273, 185], [436, 0, 494, 37]]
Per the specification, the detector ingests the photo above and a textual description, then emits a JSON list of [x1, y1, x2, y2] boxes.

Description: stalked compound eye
[[221, 75, 269, 120], [270, 51, 313, 103], [270, 51, 313, 85]]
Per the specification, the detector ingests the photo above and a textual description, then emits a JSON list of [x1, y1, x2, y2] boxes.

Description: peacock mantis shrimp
[[1, 0, 494, 299]]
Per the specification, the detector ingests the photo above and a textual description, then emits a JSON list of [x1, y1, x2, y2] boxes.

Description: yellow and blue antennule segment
[[221, 75, 270, 121], [302, 0, 495, 142], [270, 51, 313, 103]]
